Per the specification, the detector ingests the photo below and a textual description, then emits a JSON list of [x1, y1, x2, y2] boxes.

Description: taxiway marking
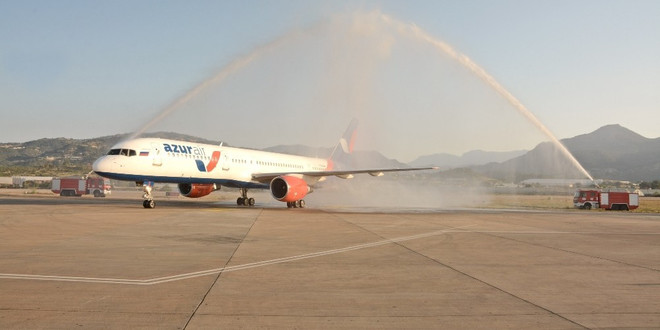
[[0, 224, 476, 285], [5, 227, 656, 285]]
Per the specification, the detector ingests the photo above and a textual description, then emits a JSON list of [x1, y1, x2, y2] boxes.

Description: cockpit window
[[107, 148, 137, 156]]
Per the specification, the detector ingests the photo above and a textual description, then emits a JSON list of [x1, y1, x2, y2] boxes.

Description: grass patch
[[486, 194, 660, 213], [487, 194, 574, 210]]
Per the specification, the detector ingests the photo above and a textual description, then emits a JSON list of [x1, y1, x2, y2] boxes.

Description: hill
[[0, 133, 405, 176], [475, 124, 660, 182], [0, 133, 223, 176], [409, 149, 527, 168], [2, 124, 658, 182]]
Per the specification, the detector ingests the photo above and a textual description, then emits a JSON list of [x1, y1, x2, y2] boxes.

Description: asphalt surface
[[1, 193, 659, 329]]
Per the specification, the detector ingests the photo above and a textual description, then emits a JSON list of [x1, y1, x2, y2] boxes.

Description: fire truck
[[573, 189, 639, 210], [51, 177, 111, 197]]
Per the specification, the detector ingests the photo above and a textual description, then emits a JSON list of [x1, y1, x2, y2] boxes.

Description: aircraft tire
[[248, 198, 255, 206], [143, 200, 155, 208]]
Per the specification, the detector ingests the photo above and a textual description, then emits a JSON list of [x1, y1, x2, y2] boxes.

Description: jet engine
[[270, 176, 310, 202], [178, 183, 216, 198]]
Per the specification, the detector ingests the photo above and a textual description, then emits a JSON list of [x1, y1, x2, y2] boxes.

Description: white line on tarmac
[[0, 224, 476, 286]]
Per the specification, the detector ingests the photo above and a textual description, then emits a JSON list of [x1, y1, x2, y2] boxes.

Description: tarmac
[[0, 191, 659, 329]]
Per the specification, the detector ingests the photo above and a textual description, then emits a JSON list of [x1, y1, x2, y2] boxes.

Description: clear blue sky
[[1, 0, 658, 161]]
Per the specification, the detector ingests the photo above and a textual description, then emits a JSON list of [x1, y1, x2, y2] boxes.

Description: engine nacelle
[[270, 175, 310, 202], [178, 183, 216, 198]]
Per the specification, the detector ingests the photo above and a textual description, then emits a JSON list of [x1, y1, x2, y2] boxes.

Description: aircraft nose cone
[[92, 156, 112, 174], [92, 157, 103, 173]]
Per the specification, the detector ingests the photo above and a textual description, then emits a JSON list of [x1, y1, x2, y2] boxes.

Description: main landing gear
[[286, 200, 305, 208], [236, 188, 255, 207], [142, 181, 155, 209]]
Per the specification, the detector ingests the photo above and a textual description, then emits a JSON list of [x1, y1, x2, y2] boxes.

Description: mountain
[[0, 132, 222, 168], [0, 133, 406, 174], [2, 125, 658, 181], [409, 149, 527, 168], [565, 124, 660, 181], [475, 125, 660, 182]]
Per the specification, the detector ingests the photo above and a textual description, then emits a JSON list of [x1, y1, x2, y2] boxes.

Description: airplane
[[92, 119, 437, 208]]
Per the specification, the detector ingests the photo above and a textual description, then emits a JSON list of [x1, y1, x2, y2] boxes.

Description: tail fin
[[339, 118, 358, 154], [329, 118, 358, 166]]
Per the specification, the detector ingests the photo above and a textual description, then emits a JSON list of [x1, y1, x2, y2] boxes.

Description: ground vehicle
[[51, 177, 111, 197], [573, 189, 639, 210]]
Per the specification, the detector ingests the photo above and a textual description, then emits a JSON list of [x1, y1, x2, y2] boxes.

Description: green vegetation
[[0, 164, 92, 177], [0, 132, 222, 178], [639, 180, 660, 190], [486, 194, 660, 213]]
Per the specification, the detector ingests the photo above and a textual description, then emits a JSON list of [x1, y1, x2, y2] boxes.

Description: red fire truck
[[573, 189, 639, 210], [51, 177, 111, 197]]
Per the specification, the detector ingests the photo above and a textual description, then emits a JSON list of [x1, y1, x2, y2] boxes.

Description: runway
[[1, 193, 659, 329]]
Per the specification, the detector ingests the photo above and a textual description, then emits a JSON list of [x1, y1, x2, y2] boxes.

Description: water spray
[[373, 12, 594, 182], [124, 10, 594, 184], [126, 23, 324, 141]]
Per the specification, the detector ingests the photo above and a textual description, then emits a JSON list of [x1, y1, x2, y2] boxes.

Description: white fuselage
[[92, 138, 330, 189]]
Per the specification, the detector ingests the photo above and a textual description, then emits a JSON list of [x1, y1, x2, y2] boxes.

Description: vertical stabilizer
[[329, 118, 358, 168], [339, 118, 358, 154]]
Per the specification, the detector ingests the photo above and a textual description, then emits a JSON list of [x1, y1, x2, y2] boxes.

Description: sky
[[1, 0, 659, 161]]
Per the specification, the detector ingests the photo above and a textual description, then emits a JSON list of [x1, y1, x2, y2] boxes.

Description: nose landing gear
[[142, 181, 155, 208]]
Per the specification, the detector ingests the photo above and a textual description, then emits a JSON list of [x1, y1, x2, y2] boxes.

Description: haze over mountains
[[1, 125, 658, 182], [470, 124, 659, 182], [553, 124, 660, 181], [409, 150, 528, 169]]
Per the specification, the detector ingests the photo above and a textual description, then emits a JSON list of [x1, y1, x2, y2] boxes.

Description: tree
[[652, 180, 660, 189]]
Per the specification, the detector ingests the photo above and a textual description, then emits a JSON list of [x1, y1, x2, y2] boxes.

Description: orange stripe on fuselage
[[206, 151, 220, 172]]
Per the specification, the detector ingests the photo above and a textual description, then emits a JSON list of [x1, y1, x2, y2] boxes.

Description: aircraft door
[[151, 143, 163, 166], [222, 152, 230, 171]]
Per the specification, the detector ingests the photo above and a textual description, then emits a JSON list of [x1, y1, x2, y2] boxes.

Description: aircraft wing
[[251, 166, 439, 184]]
